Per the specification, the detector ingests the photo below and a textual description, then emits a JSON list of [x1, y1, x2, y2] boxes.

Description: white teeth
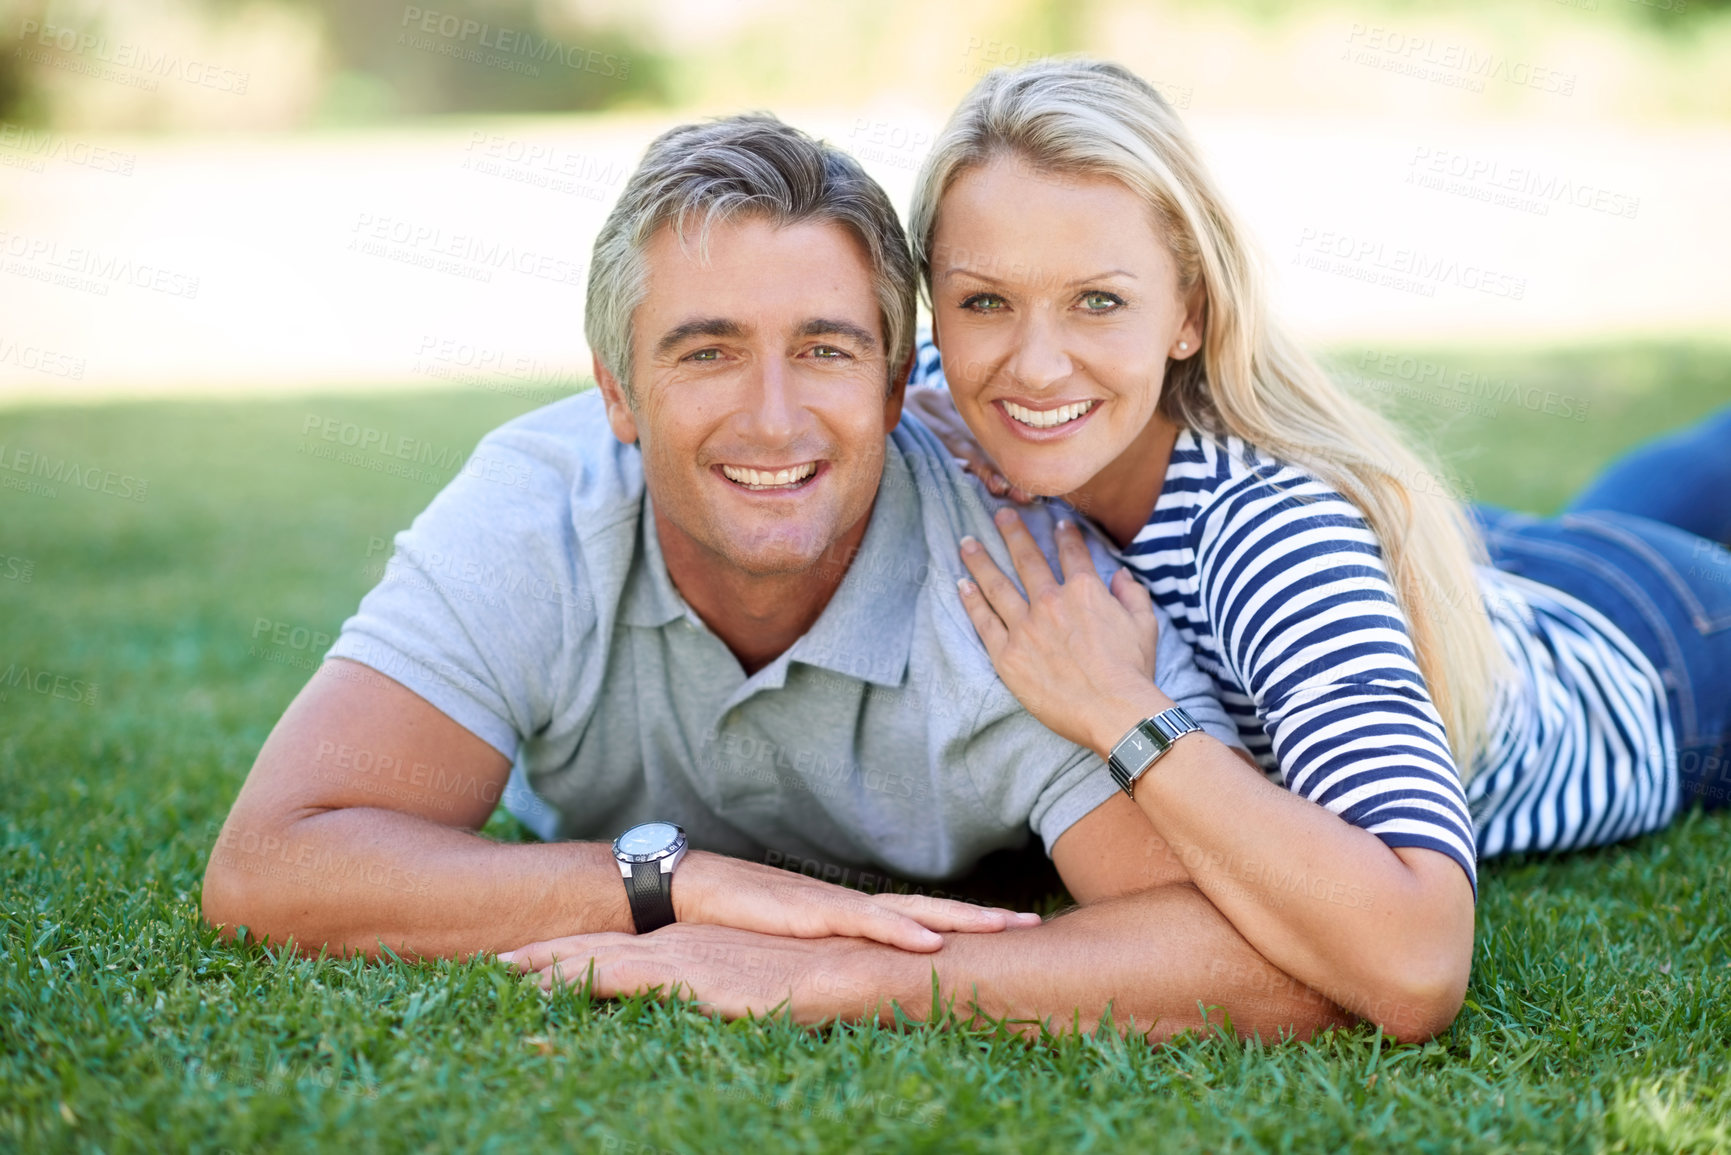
[[719, 462, 818, 490], [1002, 399, 1097, 430]]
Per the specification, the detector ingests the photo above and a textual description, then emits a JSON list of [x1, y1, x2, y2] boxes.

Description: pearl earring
[[1177, 341, 1189, 352]]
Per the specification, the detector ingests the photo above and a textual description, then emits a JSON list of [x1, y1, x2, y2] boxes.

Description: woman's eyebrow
[[940, 266, 1138, 287]]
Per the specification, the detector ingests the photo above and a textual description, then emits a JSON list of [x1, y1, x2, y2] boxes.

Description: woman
[[905, 58, 1731, 1031]]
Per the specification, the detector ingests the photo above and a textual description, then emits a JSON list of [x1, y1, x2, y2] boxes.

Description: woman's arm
[[958, 510, 1474, 1039]]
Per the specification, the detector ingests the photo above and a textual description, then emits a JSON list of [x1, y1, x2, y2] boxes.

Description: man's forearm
[[862, 883, 1356, 1042], [202, 806, 632, 960]]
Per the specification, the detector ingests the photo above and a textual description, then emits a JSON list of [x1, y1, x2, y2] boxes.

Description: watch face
[[617, 822, 680, 857]]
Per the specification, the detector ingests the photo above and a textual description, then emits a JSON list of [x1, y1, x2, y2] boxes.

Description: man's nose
[[737, 355, 800, 446]]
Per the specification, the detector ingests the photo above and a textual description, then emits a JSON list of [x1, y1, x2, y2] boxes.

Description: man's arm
[[201, 659, 1038, 961], [507, 798, 1428, 1044]]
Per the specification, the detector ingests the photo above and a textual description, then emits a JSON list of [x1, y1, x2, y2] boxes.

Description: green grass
[[2, 343, 1729, 1154]]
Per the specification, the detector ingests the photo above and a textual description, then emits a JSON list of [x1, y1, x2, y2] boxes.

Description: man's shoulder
[[384, 389, 645, 622], [475, 389, 644, 525]]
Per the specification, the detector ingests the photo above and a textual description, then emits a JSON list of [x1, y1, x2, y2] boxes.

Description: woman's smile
[[996, 397, 1102, 435]]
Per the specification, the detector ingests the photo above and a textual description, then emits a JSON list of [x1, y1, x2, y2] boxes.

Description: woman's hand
[[905, 386, 1037, 504], [958, 508, 1171, 756]]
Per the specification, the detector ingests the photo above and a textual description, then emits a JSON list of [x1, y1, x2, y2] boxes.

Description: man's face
[[598, 215, 904, 578]]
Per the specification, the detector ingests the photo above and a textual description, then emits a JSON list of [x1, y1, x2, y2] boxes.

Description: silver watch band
[[1107, 706, 1201, 797]]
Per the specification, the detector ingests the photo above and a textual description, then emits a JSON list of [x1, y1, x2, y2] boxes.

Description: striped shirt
[[912, 347, 1679, 890]]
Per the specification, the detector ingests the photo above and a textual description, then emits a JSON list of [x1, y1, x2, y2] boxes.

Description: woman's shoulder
[[1156, 427, 1351, 533]]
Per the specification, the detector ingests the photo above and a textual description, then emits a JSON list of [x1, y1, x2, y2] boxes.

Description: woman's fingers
[[992, 507, 1061, 598], [1054, 519, 1099, 584], [1111, 567, 1161, 676], [958, 537, 1025, 637], [957, 576, 1009, 657], [1110, 565, 1155, 621]]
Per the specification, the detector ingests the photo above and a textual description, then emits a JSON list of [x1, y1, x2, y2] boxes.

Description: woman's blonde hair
[[909, 58, 1504, 777]]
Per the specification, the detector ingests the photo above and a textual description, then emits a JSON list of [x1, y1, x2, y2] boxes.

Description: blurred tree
[[0, 0, 51, 123], [0, 0, 669, 125], [300, 0, 669, 120]]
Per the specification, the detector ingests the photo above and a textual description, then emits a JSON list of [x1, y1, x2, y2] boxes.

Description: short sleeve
[[1191, 460, 1480, 894], [326, 424, 598, 762]]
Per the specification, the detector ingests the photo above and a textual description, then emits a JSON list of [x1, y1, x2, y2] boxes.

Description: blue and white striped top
[[913, 348, 1679, 891]]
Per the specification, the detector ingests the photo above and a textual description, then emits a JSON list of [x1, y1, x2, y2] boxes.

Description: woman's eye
[[1079, 291, 1124, 312], [959, 293, 1006, 313]]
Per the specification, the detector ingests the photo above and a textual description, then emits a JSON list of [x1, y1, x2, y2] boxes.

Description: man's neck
[[656, 503, 875, 676]]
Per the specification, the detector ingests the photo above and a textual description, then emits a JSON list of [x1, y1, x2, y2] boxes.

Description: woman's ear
[[593, 354, 640, 445], [1171, 284, 1206, 360]]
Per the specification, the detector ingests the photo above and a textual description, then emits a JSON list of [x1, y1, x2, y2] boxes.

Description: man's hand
[[610, 850, 1038, 953], [504, 923, 908, 1025]]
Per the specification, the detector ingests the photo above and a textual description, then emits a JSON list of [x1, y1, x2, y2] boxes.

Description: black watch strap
[[626, 863, 675, 934]]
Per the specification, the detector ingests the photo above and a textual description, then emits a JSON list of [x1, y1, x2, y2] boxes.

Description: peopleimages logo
[[13, 19, 250, 94], [1407, 147, 1640, 221], [1342, 23, 1577, 96], [1294, 228, 1527, 301], [0, 124, 137, 176], [0, 442, 149, 501], [398, 7, 629, 78], [0, 662, 98, 708]]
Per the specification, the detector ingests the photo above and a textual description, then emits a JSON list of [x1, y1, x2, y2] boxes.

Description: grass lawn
[[2, 341, 1729, 1154]]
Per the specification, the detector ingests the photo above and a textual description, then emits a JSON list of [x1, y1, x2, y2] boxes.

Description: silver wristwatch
[[612, 821, 687, 934], [1107, 707, 1202, 797]]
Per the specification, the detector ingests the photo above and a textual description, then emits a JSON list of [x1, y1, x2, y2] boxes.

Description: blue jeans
[[1471, 405, 1731, 810]]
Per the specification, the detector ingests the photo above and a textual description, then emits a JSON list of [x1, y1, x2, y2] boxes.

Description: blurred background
[[2, 0, 1729, 402]]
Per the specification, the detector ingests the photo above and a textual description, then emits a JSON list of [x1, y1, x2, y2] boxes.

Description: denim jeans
[[1565, 404, 1731, 547], [1472, 405, 1731, 810]]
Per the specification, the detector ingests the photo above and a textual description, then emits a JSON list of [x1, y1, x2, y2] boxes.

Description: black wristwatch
[[612, 821, 688, 934], [1107, 707, 1202, 797]]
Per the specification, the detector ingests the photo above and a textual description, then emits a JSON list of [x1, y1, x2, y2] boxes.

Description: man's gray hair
[[584, 113, 917, 399]]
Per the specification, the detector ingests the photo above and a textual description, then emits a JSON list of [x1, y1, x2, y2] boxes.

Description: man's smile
[[715, 460, 823, 492]]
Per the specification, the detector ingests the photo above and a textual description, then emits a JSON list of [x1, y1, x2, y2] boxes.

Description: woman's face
[[930, 154, 1202, 498]]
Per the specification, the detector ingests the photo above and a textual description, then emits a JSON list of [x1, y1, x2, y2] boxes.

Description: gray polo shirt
[[328, 390, 1239, 882]]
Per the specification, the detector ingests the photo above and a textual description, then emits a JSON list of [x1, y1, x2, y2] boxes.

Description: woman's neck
[[1064, 412, 1183, 550]]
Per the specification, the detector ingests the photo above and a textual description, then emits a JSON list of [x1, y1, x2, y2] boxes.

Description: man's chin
[[716, 538, 836, 578], [685, 511, 832, 576]]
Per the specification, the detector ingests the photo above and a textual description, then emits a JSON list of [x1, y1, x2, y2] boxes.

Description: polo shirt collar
[[785, 441, 921, 688], [617, 497, 692, 629], [615, 442, 923, 688]]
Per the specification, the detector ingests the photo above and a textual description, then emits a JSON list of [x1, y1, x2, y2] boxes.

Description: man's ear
[[594, 353, 640, 445], [884, 351, 913, 432]]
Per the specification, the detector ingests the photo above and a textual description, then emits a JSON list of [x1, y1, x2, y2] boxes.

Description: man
[[203, 114, 1450, 1041]]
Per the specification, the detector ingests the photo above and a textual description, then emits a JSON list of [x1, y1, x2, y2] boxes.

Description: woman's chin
[[994, 463, 1095, 502]]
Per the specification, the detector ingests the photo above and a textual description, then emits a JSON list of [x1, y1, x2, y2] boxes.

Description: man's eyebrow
[[796, 318, 878, 352], [654, 317, 746, 358]]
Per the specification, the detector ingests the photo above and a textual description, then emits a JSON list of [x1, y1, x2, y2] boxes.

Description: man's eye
[[1080, 291, 1124, 312], [959, 293, 1006, 313], [685, 348, 722, 362], [809, 345, 850, 360]]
